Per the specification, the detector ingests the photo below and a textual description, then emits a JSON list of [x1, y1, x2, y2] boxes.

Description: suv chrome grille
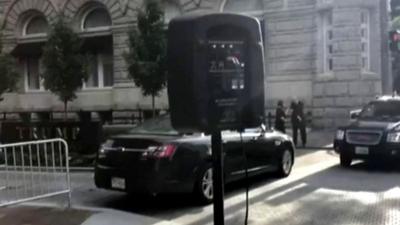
[[346, 130, 382, 146]]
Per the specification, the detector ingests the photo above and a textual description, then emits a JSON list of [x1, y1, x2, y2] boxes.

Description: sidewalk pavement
[[285, 128, 335, 150], [0, 205, 178, 225]]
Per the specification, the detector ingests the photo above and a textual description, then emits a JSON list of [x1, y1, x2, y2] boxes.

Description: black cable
[[239, 131, 249, 225], [231, 55, 249, 225]]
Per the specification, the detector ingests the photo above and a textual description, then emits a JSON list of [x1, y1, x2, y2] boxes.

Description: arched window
[[23, 15, 48, 36], [20, 14, 48, 91], [80, 7, 114, 89], [82, 8, 112, 30]]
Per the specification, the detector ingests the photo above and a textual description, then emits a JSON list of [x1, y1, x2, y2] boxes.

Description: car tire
[[340, 152, 352, 167], [275, 148, 294, 178], [194, 164, 214, 204]]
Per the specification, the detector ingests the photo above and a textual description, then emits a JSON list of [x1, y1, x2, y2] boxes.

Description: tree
[[0, 47, 20, 102], [392, 16, 400, 92], [393, 16, 400, 30], [392, 0, 400, 18], [125, 0, 167, 117], [42, 16, 88, 120]]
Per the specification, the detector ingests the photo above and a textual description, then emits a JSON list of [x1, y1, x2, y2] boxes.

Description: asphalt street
[[5, 149, 400, 225]]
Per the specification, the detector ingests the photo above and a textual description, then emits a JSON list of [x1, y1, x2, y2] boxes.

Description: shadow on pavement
[[102, 193, 200, 214], [98, 174, 277, 217], [0, 206, 92, 225], [287, 129, 335, 150], [295, 148, 334, 158], [189, 161, 400, 225], [96, 159, 400, 225]]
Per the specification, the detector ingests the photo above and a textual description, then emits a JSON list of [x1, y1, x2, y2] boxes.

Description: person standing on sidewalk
[[275, 100, 287, 133], [290, 100, 300, 146], [291, 101, 307, 147], [298, 101, 307, 147]]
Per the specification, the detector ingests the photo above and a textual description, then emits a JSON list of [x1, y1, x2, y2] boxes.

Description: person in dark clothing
[[290, 100, 300, 146], [275, 100, 286, 133], [291, 101, 307, 147]]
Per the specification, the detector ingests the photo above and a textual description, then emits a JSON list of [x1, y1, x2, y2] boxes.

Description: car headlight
[[387, 132, 400, 143], [336, 129, 345, 140], [100, 140, 114, 149], [98, 140, 114, 158]]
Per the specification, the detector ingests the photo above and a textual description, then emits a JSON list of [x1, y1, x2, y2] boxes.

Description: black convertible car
[[95, 115, 295, 203]]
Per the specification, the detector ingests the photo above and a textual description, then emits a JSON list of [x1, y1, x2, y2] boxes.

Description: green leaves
[[125, 0, 167, 98], [393, 16, 400, 30], [0, 53, 20, 101], [41, 16, 88, 105], [0, 31, 20, 101], [392, 0, 400, 18]]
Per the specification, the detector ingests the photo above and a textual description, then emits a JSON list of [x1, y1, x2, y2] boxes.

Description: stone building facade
[[0, 0, 388, 127], [224, 0, 386, 127]]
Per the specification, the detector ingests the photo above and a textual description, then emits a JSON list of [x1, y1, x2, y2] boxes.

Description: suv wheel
[[340, 152, 352, 167]]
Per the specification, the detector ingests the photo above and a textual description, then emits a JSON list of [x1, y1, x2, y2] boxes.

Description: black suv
[[334, 96, 400, 167]]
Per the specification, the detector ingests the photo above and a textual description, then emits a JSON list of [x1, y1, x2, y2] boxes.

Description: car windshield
[[359, 101, 400, 120], [128, 115, 179, 135]]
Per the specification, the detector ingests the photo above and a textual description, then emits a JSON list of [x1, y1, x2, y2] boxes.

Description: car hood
[[346, 120, 400, 131]]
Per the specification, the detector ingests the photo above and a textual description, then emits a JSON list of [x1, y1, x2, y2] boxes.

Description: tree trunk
[[152, 94, 156, 118], [64, 100, 68, 121]]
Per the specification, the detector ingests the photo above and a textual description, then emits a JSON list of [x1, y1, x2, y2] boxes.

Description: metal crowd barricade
[[0, 138, 71, 207]]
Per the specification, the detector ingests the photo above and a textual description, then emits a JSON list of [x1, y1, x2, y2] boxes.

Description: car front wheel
[[276, 148, 293, 178]]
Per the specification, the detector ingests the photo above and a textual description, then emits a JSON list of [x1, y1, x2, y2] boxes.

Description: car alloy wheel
[[282, 149, 293, 175], [276, 148, 293, 178], [201, 168, 213, 200]]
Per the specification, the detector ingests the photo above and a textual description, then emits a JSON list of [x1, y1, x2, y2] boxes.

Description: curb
[[0, 166, 94, 172], [20, 202, 179, 225], [69, 167, 94, 172], [21, 201, 121, 213]]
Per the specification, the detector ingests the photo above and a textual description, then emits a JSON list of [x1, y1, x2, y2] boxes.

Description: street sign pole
[[211, 131, 224, 225]]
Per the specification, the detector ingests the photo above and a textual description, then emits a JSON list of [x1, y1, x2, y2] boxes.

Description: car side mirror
[[350, 113, 359, 120]]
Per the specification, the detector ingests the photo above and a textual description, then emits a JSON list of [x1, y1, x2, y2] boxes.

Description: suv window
[[359, 101, 400, 120]]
